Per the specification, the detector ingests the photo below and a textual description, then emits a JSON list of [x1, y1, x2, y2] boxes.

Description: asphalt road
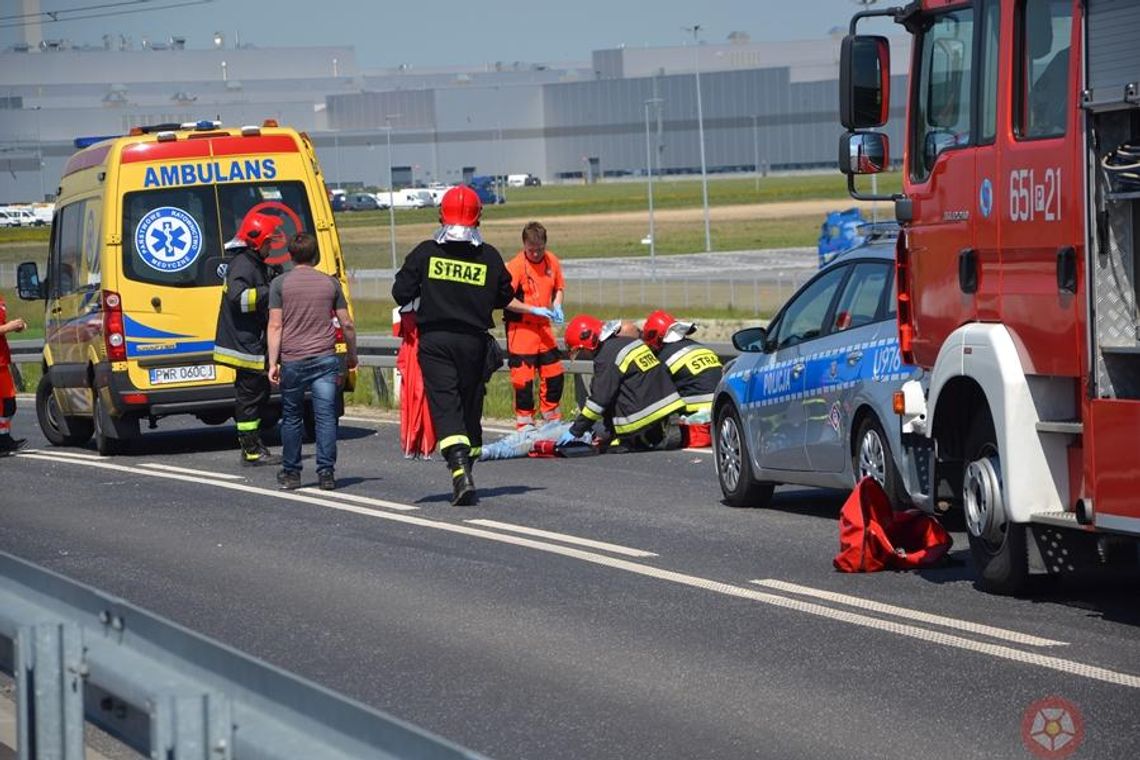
[[2, 410, 1138, 759]]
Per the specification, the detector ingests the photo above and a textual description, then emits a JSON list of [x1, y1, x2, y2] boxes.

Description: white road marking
[[296, 488, 418, 511], [22, 448, 108, 460], [139, 463, 245, 480], [465, 519, 657, 557], [751, 579, 1067, 648], [15, 451, 1140, 689], [682, 448, 710, 455]]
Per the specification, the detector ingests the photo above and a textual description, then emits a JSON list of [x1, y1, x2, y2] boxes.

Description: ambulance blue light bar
[[181, 119, 222, 131], [73, 135, 120, 149]]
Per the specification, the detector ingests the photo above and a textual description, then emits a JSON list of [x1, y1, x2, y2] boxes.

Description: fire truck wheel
[[715, 403, 775, 508], [35, 374, 93, 447], [853, 414, 906, 510], [962, 412, 1029, 595]]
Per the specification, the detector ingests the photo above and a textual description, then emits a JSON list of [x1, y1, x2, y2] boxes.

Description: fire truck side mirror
[[840, 35, 890, 130], [839, 132, 889, 176]]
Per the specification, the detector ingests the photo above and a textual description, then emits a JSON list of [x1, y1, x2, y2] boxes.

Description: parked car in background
[[0, 208, 19, 227], [390, 189, 433, 209], [712, 233, 925, 511], [345, 192, 381, 211]]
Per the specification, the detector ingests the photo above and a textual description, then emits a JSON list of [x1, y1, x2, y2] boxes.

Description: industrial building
[[0, 20, 909, 202]]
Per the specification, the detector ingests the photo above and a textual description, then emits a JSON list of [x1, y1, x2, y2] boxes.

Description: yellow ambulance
[[16, 120, 354, 454]]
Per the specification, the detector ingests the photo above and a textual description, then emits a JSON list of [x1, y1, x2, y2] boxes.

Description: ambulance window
[[1016, 0, 1072, 139], [911, 9, 975, 181], [122, 186, 222, 287], [833, 262, 892, 331], [54, 202, 84, 297], [217, 182, 316, 271]]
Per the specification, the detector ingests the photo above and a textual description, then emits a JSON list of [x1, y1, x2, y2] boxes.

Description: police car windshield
[[122, 181, 315, 287]]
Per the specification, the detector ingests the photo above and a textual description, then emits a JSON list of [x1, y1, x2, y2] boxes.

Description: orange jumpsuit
[[504, 250, 565, 428]]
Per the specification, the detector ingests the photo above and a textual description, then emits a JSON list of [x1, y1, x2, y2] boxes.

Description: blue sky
[[3, 0, 894, 68]]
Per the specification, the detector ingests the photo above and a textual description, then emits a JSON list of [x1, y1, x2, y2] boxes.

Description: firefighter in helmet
[[641, 309, 722, 420], [558, 314, 685, 451], [392, 185, 544, 505], [214, 210, 284, 466]]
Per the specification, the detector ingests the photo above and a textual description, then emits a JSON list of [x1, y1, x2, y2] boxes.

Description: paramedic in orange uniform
[[0, 293, 27, 454], [504, 221, 566, 429]]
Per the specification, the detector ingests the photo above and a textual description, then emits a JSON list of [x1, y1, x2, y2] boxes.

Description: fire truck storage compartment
[[1090, 107, 1140, 400], [1086, 0, 1140, 106]]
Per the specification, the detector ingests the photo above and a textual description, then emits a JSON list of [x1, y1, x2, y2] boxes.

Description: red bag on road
[[833, 477, 952, 572]]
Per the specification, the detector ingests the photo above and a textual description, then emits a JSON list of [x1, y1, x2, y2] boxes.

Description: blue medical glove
[[552, 304, 565, 324], [531, 306, 555, 321], [556, 430, 578, 447]]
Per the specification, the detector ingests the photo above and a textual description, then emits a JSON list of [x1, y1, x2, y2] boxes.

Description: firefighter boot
[[239, 431, 280, 467], [444, 446, 476, 506]]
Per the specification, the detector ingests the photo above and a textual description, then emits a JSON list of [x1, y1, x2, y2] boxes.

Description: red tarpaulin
[[395, 311, 436, 458], [834, 477, 953, 572]]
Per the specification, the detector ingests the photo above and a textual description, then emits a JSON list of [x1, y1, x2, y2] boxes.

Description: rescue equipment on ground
[[833, 477, 952, 573]]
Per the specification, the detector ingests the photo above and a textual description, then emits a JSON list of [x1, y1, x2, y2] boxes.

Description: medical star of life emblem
[[135, 206, 203, 273], [1021, 696, 1084, 758]]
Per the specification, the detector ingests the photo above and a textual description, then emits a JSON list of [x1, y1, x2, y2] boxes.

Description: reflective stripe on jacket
[[658, 338, 723, 413]]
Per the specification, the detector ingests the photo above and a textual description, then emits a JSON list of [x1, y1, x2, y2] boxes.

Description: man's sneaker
[[317, 470, 336, 491], [0, 437, 27, 456], [276, 469, 301, 490]]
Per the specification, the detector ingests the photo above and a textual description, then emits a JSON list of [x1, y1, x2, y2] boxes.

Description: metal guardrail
[[0, 551, 485, 759], [6, 336, 741, 405]]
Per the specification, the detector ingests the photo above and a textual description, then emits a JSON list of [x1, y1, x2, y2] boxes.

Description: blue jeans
[[280, 354, 340, 475]]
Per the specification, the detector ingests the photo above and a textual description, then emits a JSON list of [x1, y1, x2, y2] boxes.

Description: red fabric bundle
[[834, 477, 952, 572], [680, 422, 712, 448], [395, 311, 437, 458]]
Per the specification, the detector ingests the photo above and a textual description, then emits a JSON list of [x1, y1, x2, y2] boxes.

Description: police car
[[712, 228, 925, 509]]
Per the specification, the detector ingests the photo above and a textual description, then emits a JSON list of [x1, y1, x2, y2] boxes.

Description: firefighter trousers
[[419, 330, 487, 453], [234, 368, 270, 432]]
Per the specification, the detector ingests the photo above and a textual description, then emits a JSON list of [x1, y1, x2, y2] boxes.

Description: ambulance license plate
[[149, 364, 216, 385]]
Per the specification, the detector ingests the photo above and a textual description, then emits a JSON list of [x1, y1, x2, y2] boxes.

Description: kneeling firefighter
[[214, 211, 284, 466], [641, 309, 722, 419], [392, 185, 546, 505], [558, 314, 685, 451]]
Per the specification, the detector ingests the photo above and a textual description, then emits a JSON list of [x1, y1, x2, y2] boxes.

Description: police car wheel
[[715, 404, 775, 509], [853, 414, 905, 510], [35, 374, 93, 447], [962, 412, 1030, 595]]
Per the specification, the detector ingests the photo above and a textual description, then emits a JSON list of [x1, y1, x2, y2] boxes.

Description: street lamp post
[[685, 24, 712, 252], [751, 114, 760, 194], [383, 124, 397, 269], [33, 106, 45, 201], [644, 98, 664, 279]]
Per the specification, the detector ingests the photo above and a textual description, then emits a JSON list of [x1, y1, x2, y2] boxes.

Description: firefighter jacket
[[569, 336, 685, 437], [214, 248, 274, 370], [657, 338, 723, 413], [392, 239, 514, 335]]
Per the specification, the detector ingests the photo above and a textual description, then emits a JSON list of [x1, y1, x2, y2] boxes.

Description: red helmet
[[565, 314, 604, 354], [226, 211, 284, 252], [439, 185, 482, 227], [642, 309, 676, 350], [642, 308, 695, 349]]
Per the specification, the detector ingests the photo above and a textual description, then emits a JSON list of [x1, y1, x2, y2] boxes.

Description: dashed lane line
[[22, 448, 108, 460], [751, 579, 1067, 648], [465, 518, 657, 557], [14, 450, 1139, 689], [296, 488, 418, 511], [139, 463, 246, 480]]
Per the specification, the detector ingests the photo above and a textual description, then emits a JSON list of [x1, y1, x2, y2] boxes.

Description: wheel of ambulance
[[93, 393, 131, 456], [715, 403, 775, 508], [962, 412, 1030, 595], [852, 414, 906, 510], [35, 374, 93, 447]]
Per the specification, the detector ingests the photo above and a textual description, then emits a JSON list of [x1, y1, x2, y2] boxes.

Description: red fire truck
[[839, 0, 1140, 593]]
